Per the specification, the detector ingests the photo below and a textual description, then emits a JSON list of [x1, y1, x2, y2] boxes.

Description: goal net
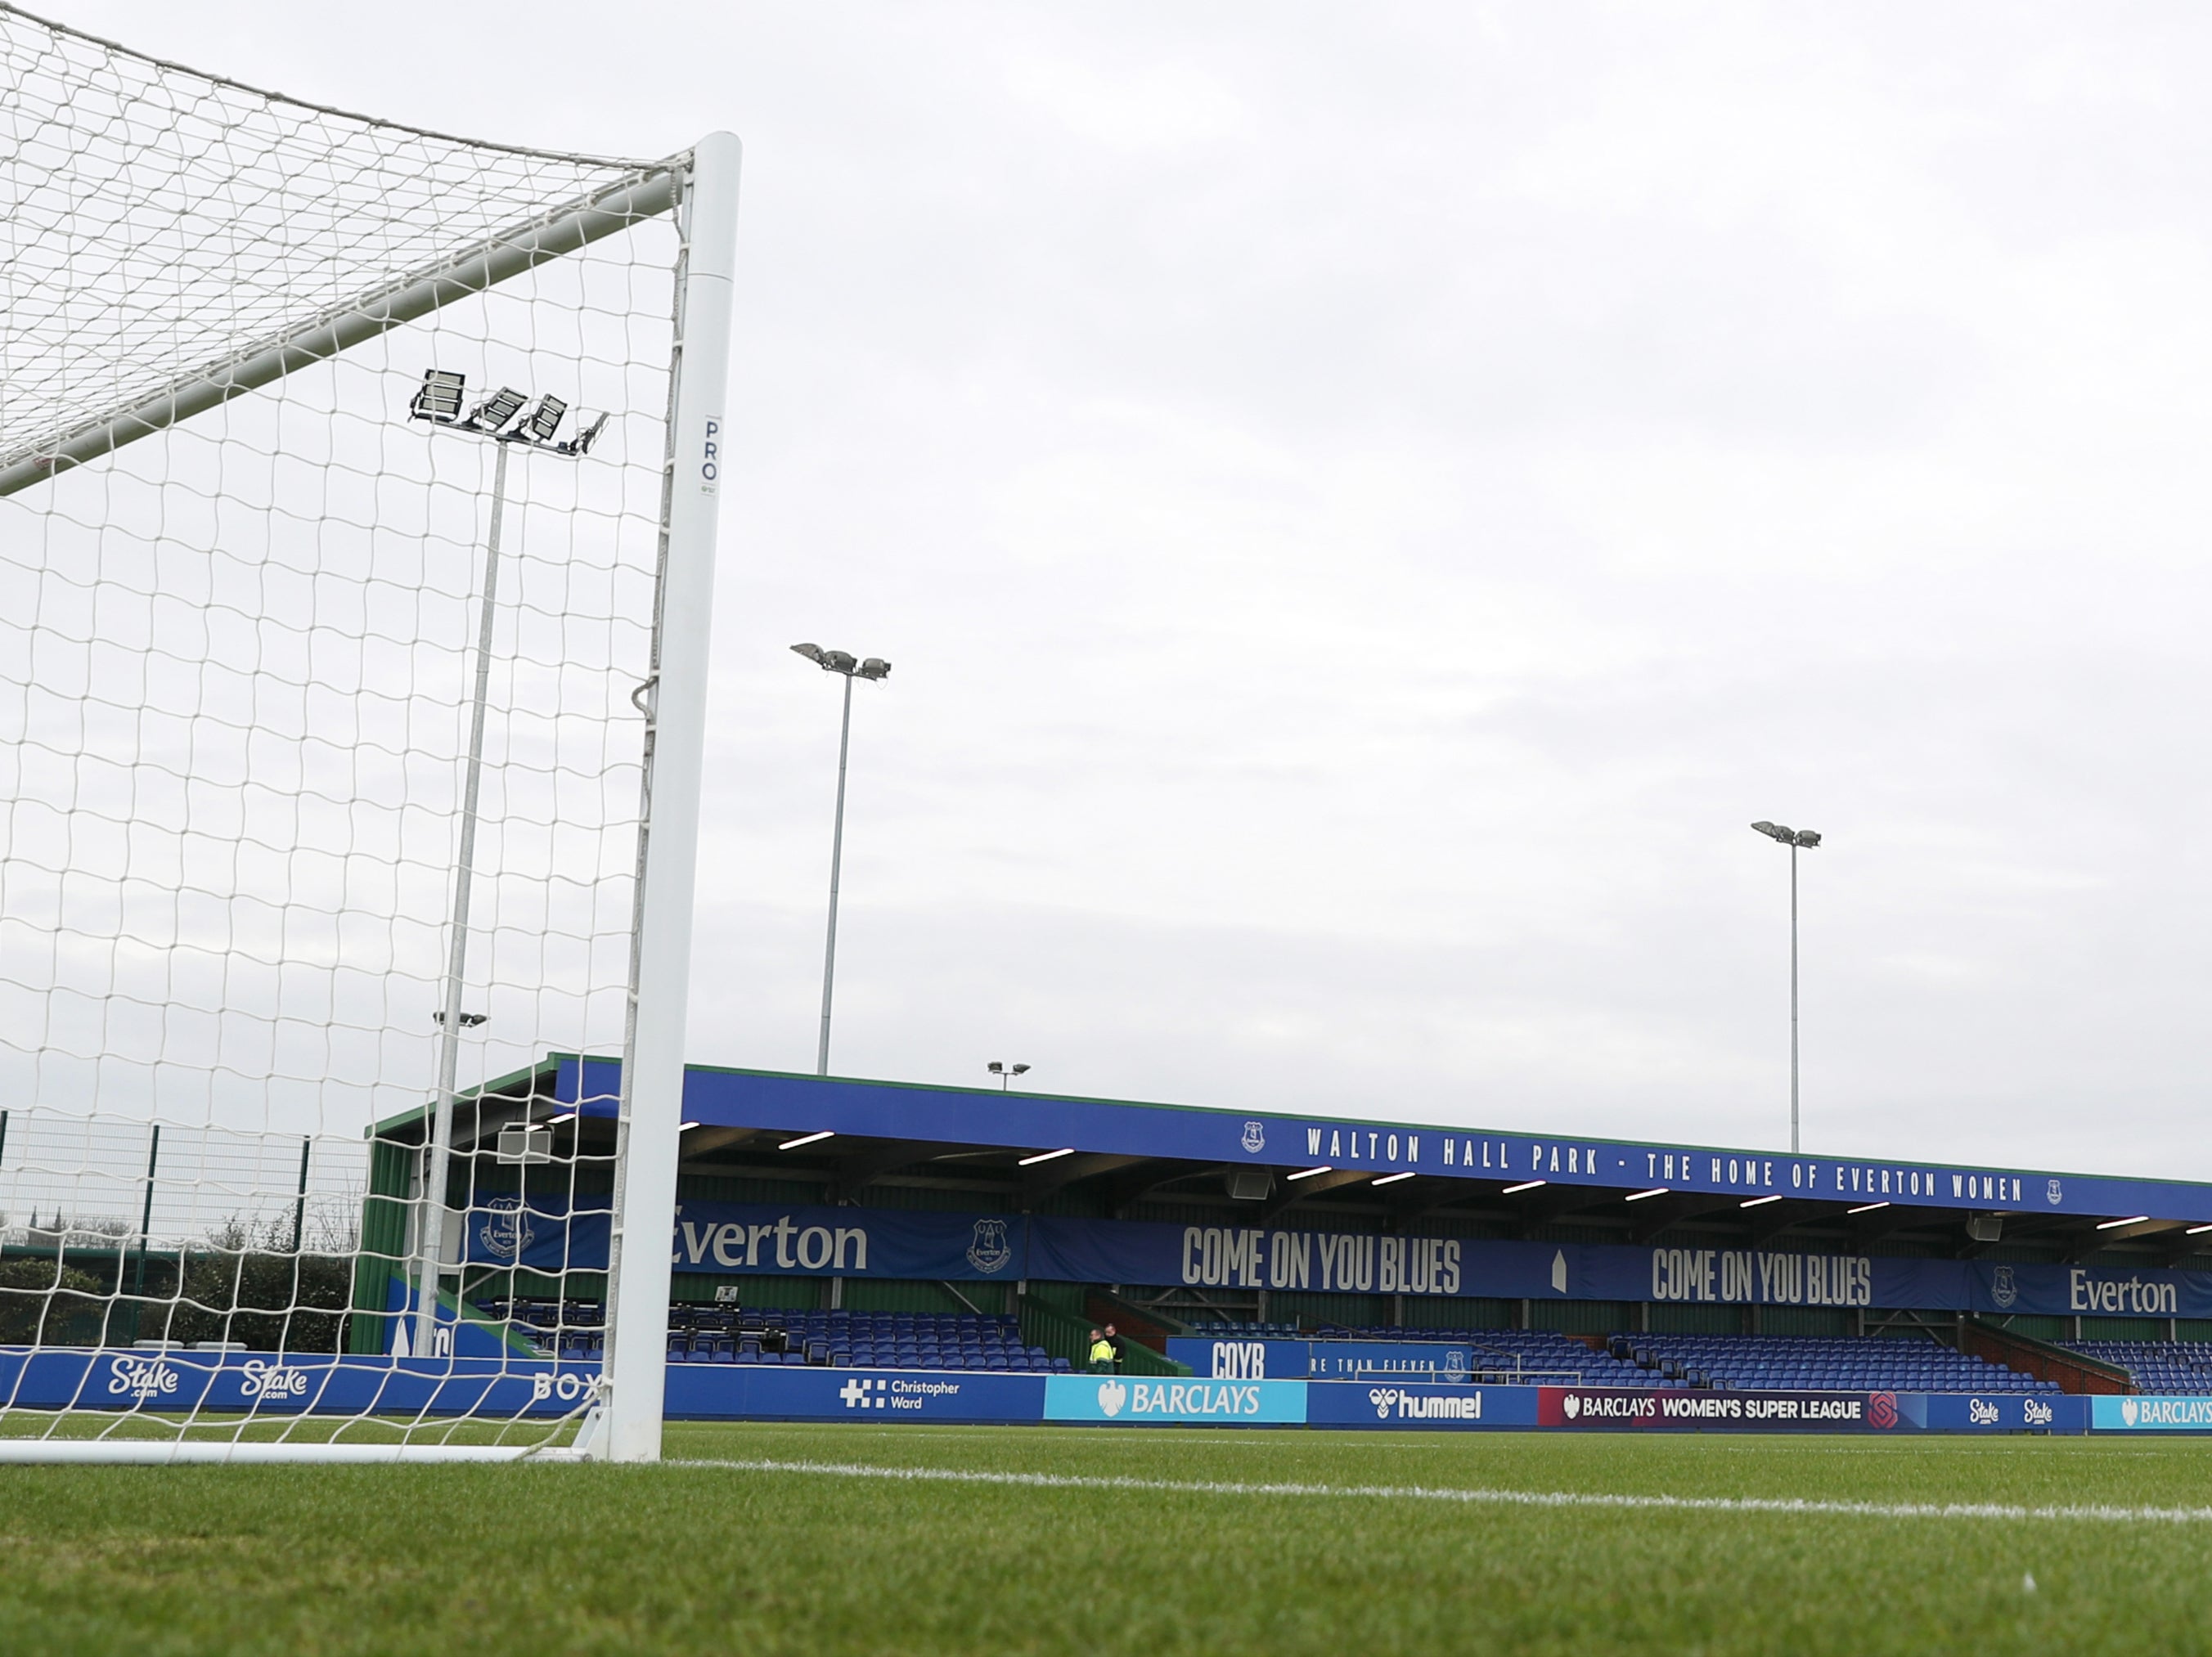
[[0, 4, 733, 1462]]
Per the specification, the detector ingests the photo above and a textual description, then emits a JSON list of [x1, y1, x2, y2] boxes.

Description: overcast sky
[[55, 2, 2212, 1179]]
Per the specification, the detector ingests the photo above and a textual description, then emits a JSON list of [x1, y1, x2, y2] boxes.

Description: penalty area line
[[675, 1456, 2212, 1526]]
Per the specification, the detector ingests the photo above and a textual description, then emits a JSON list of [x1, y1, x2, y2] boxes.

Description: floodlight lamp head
[[560, 411, 610, 456], [462, 387, 527, 433], [410, 369, 465, 424], [821, 649, 858, 674], [520, 393, 567, 444], [790, 642, 825, 664], [1751, 821, 1794, 843], [1010, 1063, 1030, 1076], [987, 1062, 1005, 1075], [857, 658, 891, 680], [1794, 828, 1822, 848]]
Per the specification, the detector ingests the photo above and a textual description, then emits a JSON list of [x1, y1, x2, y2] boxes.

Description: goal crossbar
[[0, 164, 680, 498]]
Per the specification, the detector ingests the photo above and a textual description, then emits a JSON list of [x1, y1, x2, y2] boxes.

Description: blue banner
[[459, 1190, 2212, 1317], [461, 1196, 1026, 1282], [1169, 1338, 1485, 1381]]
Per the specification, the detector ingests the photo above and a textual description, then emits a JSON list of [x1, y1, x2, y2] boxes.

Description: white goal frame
[[0, 31, 738, 1461]]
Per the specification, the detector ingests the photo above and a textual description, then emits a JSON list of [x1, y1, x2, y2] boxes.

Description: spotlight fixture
[[520, 393, 568, 444], [558, 411, 609, 456], [430, 1010, 488, 1027], [410, 368, 466, 423], [461, 386, 527, 433]]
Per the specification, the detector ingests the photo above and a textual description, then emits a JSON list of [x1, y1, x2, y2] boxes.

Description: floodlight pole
[[1788, 841, 1800, 1157], [600, 132, 743, 1464], [817, 670, 855, 1077], [1751, 821, 1817, 1155], [416, 438, 510, 1357]]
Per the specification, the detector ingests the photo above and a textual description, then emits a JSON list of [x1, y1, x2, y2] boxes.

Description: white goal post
[[0, 4, 735, 1462]]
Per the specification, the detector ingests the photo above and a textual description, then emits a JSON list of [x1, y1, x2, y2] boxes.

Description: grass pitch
[[4, 1424, 2212, 1654]]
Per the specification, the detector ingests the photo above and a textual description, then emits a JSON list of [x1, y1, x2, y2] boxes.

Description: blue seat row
[[1616, 1334, 2061, 1394], [2066, 1340, 2212, 1395]]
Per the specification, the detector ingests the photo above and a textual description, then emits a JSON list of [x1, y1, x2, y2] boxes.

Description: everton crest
[[477, 1195, 535, 1263], [966, 1216, 1014, 1275]]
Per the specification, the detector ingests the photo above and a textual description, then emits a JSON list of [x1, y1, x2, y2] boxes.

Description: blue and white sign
[[2090, 1395, 2212, 1432], [1306, 1383, 1540, 1429], [1906, 1392, 2081, 1432], [542, 1056, 2212, 1230], [1043, 1375, 1308, 1424], [0, 1347, 597, 1417], [1168, 1339, 1484, 1382], [668, 1365, 1045, 1423]]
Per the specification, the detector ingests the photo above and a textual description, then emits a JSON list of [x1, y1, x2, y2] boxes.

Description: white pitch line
[[677, 1456, 2212, 1526]]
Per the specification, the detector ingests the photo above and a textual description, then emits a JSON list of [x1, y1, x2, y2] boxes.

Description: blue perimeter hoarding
[[0, 1347, 600, 1416], [0, 1349, 2112, 1431]]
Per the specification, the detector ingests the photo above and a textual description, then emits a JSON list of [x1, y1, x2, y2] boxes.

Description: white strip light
[[1846, 1201, 1889, 1215], [1624, 1188, 1668, 1202], [545, 1111, 577, 1126], [778, 1130, 834, 1151], [2095, 1215, 2151, 1231], [1501, 1179, 1545, 1195], [1018, 1147, 1075, 1167], [2187, 1224, 2212, 1236], [679, 1120, 700, 1131], [1286, 1165, 1333, 1181], [1739, 1195, 1782, 1209], [1372, 1171, 1414, 1187]]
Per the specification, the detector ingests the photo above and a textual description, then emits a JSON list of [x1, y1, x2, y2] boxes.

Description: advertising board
[[673, 1365, 1045, 1423], [2089, 1395, 2212, 1432], [0, 1347, 597, 1416], [1306, 1382, 1540, 1429], [1169, 1338, 1497, 1382], [1537, 1387, 1899, 1430], [1042, 1375, 1308, 1425]]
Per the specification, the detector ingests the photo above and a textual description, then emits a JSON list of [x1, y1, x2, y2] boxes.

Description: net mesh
[[0, 2, 685, 1450]]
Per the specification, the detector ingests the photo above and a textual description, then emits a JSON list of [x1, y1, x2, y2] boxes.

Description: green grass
[[5, 1423, 2212, 1654]]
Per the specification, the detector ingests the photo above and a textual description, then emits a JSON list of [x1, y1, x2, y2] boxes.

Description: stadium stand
[[1605, 1334, 2058, 1393], [2064, 1341, 2212, 1394], [475, 1301, 1068, 1371]]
